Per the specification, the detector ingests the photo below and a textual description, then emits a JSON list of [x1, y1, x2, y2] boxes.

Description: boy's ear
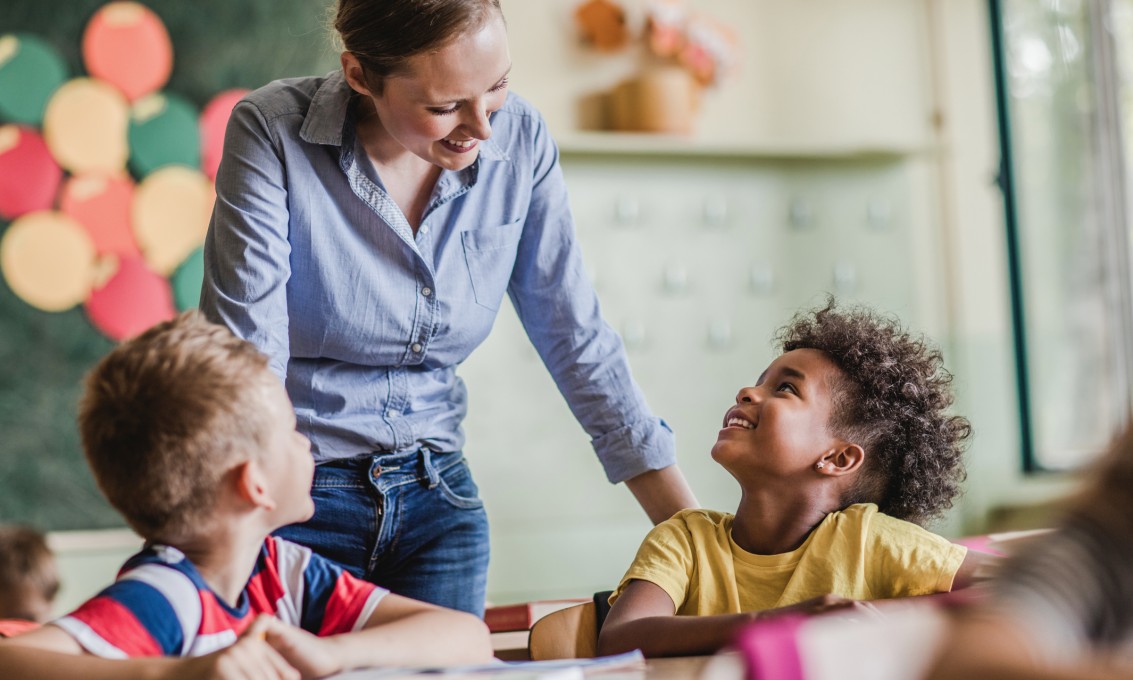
[[235, 459, 276, 511], [341, 52, 374, 97], [819, 442, 866, 476]]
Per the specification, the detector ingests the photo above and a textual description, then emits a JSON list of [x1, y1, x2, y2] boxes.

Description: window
[[991, 0, 1133, 470]]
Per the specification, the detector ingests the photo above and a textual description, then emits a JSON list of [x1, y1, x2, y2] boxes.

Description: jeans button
[[371, 466, 381, 480]]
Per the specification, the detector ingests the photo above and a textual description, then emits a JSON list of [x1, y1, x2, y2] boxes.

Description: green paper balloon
[[170, 245, 204, 311], [128, 92, 200, 177], [0, 34, 68, 125]]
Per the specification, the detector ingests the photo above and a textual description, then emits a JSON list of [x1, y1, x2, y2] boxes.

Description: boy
[[0, 525, 59, 637], [0, 312, 492, 678], [599, 300, 985, 658]]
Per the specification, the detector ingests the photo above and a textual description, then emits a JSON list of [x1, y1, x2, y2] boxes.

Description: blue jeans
[[276, 448, 490, 617]]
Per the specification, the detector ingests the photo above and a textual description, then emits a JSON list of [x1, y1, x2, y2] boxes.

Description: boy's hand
[[756, 594, 883, 622], [173, 616, 300, 680], [259, 616, 342, 679]]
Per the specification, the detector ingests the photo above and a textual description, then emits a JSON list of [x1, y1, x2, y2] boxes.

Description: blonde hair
[[79, 312, 275, 542]]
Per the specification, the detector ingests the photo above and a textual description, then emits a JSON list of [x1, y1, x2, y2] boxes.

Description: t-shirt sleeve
[[609, 514, 696, 611], [867, 513, 967, 597], [51, 564, 200, 658], [289, 542, 386, 635]]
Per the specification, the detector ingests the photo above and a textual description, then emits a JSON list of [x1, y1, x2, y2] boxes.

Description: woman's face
[[344, 13, 512, 172]]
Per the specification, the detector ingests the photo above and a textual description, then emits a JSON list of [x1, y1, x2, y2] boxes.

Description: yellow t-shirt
[[610, 503, 966, 615]]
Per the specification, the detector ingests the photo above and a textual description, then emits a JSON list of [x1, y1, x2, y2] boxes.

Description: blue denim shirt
[[200, 71, 675, 483]]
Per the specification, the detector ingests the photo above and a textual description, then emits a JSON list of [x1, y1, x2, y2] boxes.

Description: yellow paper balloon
[[42, 77, 129, 174], [132, 166, 214, 275], [1, 210, 97, 311]]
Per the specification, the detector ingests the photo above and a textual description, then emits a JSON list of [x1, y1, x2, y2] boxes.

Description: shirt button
[[411, 342, 423, 353], [420, 223, 430, 234], [422, 287, 432, 297], [386, 409, 397, 418]]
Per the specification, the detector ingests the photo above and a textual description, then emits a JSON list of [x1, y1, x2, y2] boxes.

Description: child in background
[[929, 424, 1133, 680], [599, 299, 985, 658], [0, 525, 59, 637], [0, 312, 491, 679]]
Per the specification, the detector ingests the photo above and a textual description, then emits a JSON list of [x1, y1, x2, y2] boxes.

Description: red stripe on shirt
[[317, 573, 375, 636], [70, 597, 163, 657]]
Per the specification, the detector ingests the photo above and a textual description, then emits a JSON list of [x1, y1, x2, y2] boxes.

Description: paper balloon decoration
[[82, 2, 173, 102], [0, 125, 63, 219]]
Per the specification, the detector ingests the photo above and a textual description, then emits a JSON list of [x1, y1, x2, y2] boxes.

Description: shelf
[[555, 131, 933, 162]]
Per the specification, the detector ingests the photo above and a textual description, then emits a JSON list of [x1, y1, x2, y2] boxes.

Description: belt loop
[[420, 448, 440, 489]]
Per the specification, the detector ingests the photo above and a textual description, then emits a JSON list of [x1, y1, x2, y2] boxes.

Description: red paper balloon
[[59, 173, 140, 258], [82, 2, 173, 102], [200, 89, 249, 180], [85, 256, 175, 341], [0, 126, 63, 220]]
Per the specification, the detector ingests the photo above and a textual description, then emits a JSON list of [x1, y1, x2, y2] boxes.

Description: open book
[[330, 650, 646, 679]]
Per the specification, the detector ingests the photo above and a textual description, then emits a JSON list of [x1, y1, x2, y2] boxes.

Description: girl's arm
[[950, 550, 1000, 590], [598, 580, 874, 658], [597, 579, 752, 657]]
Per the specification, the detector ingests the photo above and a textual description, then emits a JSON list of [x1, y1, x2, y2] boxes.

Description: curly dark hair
[[776, 298, 971, 525]]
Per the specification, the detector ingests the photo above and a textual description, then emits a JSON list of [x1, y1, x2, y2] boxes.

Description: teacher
[[200, 0, 697, 617]]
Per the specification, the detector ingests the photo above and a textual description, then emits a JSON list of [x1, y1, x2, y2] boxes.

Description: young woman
[[200, 0, 697, 617]]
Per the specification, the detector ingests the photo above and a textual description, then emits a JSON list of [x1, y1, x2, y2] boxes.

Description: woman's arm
[[624, 466, 699, 524], [199, 99, 293, 375]]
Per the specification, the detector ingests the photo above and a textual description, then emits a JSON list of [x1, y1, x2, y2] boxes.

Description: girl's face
[[343, 13, 512, 172], [712, 349, 849, 483]]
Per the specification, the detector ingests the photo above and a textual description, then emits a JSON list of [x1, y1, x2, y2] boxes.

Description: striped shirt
[[53, 536, 385, 658]]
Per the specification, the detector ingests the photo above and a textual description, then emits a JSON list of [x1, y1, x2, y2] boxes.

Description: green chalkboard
[[0, 0, 339, 530]]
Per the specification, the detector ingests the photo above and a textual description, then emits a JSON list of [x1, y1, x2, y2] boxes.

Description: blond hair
[[79, 312, 275, 542]]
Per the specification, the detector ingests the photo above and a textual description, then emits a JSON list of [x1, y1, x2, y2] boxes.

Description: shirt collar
[[299, 70, 510, 163]]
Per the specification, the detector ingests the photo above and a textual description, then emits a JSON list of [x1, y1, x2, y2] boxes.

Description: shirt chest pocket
[[460, 218, 524, 311]]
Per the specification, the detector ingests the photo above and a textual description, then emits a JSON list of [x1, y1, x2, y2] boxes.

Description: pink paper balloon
[[85, 256, 175, 341], [0, 126, 63, 220], [82, 2, 173, 102], [200, 89, 249, 180]]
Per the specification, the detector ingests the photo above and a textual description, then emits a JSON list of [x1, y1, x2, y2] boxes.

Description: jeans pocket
[[437, 459, 485, 510]]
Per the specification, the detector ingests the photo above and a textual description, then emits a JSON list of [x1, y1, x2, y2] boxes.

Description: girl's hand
[[172, 616, 300, 680], [756, 594, 884, 622]]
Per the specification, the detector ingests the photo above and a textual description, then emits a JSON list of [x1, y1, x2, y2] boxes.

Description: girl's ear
[[818, 442, 865, 476], [341, 52, 374, 97], [235, 459, 276, 511]]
